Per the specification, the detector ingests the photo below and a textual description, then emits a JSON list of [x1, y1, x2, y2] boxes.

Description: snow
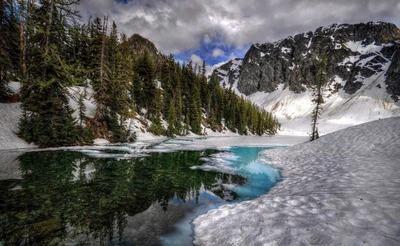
[[68, 86, 97, 119], [9, 81, 21, 93], [216, 68, 228, 76], [281, 47, 291, 54], [93, 138, 110, 145], [334, 43, 342, 49], [344, 41, 392, 54], [230, 59, 243, 69], [338, 55, 360, 66], [306, 38, 312, 48], [0, 103, 33, 150], [193, 117, 400, 245], [248, 61, 400, 136]]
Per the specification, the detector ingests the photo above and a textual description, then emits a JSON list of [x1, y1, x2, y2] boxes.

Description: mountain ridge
[[212, 21, 400, 135]]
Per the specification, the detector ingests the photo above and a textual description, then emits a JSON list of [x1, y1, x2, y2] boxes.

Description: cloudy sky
[[77, 0, 400, 70]]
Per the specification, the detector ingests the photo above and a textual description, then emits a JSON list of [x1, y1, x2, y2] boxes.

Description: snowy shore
[[193, 117, 400, 245], [0, 103, 32, 150]]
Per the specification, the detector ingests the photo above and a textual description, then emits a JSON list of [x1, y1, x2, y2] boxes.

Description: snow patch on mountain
[[213, 22, 400, 135], [248, 62, 399, 135]]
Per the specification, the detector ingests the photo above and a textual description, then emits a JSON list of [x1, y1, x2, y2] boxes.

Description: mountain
[[127, 33, 164, 68], [213, 22, 400, 135]]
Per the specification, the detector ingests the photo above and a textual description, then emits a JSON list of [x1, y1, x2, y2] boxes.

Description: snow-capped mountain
[[213, 22, 400, 135]]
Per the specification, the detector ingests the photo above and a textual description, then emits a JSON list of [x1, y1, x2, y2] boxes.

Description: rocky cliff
[[127, 33, 164, 69], [213, 22, 400, 134], [215, 22, 400, 97]]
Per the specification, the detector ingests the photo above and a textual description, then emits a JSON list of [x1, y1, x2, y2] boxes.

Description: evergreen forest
[[0, 0, 280, 147]]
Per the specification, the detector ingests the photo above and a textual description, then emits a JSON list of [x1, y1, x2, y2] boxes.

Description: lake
[[0, 144, 282, 245]]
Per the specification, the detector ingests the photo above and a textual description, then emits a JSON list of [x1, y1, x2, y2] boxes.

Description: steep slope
[[213, 22, 400, 135], [127, 33, 164, 69]]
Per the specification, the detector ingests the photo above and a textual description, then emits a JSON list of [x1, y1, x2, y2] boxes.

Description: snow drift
[[193, 117, 400, 245]]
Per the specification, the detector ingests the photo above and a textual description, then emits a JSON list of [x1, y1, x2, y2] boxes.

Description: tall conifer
[[310, 53, 327, 141], [19, 0, 82, 147]]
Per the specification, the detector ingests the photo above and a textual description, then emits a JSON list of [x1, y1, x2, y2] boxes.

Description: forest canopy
[[0, 0, 280, 147]]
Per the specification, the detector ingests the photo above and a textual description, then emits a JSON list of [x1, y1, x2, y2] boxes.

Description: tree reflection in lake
[[0, 150, 245, 245]]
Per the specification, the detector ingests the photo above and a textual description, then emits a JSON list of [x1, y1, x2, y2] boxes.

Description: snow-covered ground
[[2, 91, 399, 245], [0, 82, 32, 150], [0, 103, 32, 150], [215, 40, 400, 136], [193, 117, 400, 245], [248, 70, 400, 136], [0, 82, 304, 150]]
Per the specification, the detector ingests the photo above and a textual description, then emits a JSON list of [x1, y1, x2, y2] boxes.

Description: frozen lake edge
[[193, 117, 400, 246]]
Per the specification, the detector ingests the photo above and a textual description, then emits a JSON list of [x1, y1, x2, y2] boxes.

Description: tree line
[[0, 0, 280, 147]]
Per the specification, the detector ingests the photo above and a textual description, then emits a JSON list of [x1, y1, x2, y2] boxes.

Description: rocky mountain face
[[214, 22, 400, 100], [213, 22, 400, 134], [127, 33, 164, 68]]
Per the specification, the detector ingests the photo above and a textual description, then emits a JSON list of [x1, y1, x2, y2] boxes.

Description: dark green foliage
[[104, 112, 130, 143], [0, 149, 242, 244], [166, 97, 177, 137], [17, 0, 87, 147], [19, 83, 78, 147], [9, 0, 279, 147], [310, 53, 328, 141], [0, 0, 20, 102], [135, 51, 156, 116]]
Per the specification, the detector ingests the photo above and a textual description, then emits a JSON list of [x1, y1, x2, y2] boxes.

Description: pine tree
[[0, 0, 20, 102], [94, 16, 110, 121], [310, 53, 328, 141], [183, 61, 202, 134], [136, 51, 156, 117], [132, 72, 142, 109], [120, 33, 134, 116], [166, 96, 177, 137], [19, 0, 83, 147]]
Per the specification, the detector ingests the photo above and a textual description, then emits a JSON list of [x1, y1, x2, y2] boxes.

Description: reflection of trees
[[0, 150, 244, 245]]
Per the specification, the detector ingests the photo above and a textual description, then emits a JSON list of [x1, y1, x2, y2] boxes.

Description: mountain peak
[[215, 21, 400, 96], [127, 33, 163, 68], [213, 21, 400, 134]]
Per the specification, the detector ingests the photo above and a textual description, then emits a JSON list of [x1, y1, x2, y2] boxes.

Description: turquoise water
[[228, 146, 281, 201], [0, 146, 281, 245]]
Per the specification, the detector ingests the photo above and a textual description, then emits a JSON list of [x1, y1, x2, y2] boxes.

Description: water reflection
[[0, 150, 244, 245]]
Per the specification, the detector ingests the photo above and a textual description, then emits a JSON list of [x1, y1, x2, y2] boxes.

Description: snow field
[[193, 117, 400, 245], [0, 103, 32, 150], [247, 63, 400, 136]]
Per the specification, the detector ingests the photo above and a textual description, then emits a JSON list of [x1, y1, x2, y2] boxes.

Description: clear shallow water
[[0, 145, 281, 245]]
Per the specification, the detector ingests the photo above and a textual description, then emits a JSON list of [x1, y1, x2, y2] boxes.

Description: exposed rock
[[385, 43, 400, 102], [211, 58, 243, 89], [126, 33, 164, 69], [215, 22, 400, 98]]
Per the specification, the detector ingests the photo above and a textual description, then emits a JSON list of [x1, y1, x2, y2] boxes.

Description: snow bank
[[0, 103, 32, 150], [193, 117, 400, 245], [180, 135, 308, 151]]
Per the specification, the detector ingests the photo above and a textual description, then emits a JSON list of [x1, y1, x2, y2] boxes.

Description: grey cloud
[[77, 0, 400, 55]]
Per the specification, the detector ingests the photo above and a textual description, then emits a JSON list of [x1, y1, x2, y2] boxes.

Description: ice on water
[[193, 117, 400, 246], [160, 145, 284, 245]]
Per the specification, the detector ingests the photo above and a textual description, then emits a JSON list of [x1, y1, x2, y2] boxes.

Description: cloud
[[190, 54, 203, 67], [212, 48, 225, 57], [203, 34, 212, 44], [205, 61, 228, 76], [76, 0, 400, 64]]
